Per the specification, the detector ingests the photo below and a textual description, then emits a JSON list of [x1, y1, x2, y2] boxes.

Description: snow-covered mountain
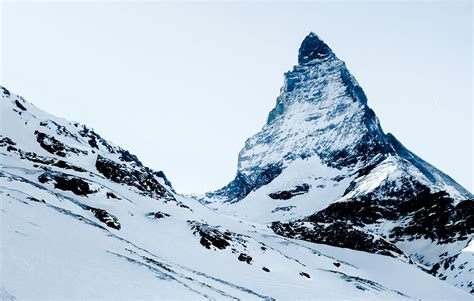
[[3, 86, 471, 300], [202, 33, 473, 293], [0, 32, 472, 300]]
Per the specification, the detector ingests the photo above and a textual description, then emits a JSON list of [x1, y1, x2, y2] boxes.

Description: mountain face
[[0, 32, 472, 300], [206, 33, 471, 205], [203, 33, 473, 293]]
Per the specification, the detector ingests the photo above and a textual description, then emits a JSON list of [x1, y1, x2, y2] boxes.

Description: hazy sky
[[1, 1, 472, 193]]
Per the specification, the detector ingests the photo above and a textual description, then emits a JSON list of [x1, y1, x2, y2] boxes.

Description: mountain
[[1, 86, 471, 300], [1, 33, 472, 300], [202, 33, 473, 293]]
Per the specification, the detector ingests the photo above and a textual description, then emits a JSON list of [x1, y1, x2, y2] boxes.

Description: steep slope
[[2, 86, 471, 299], [202, 33, 473, 293]]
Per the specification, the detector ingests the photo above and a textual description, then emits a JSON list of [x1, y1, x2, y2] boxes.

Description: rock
[[106, 192, 120, 199], [27, 196, 45, 203], [145, 211, 170, 219], [14, 100, 27, 111], [2, 86, 11, 96], [189, 221, 232, 250], [238, 253, 253, 264], [95, 155, 173, 200], [298, 32, 332, 65], [86, 206, 121, 230], [269, 184, 310, 200], [34, 131, 87, 157], [271, 220, 405, 258], [38, 172, 93, 196], [299, 272, 310, 278]]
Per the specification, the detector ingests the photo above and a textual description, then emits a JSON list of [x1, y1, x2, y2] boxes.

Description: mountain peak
[[298, 32, 332, 64]]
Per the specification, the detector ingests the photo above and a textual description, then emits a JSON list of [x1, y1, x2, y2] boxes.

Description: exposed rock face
[[269, 184, 310, 200], [95, 155, 173, 200], [272, 188, 473, 260], [35, 131, 87, 157], [145, 211, 170, 219], [271, 221, 407, 259], [298, 32, 333, 64], [189, 221, 232, 250], [237, 253, 253, 264], [38, 172, 94, 196], [87, 207, 121, 230]]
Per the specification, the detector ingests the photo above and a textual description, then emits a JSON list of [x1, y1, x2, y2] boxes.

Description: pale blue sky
[[1, 1, 472, 193]]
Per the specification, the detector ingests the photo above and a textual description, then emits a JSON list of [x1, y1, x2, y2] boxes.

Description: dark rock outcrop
[[95, 155, 172, 200], [189, 221, 232, 250], [145, 211, 170, 219], [271, 220, 405, 258], [38, 172, 94, 196], [269, 184, 310, 200], [298, 32, 332, 65], [238, 253, 253, 264], [34, 131, 87, 157], [86, 206, 121, 230]]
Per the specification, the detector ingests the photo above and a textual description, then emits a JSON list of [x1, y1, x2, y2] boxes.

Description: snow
[[211, 156, 354, 223], [1, 86, 472, 299]]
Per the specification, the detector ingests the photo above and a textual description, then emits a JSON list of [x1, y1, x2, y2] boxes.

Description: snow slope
[[1, 86, 471, 299]]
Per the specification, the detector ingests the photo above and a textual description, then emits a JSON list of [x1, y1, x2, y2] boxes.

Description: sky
[[1, 1, 472, 194]]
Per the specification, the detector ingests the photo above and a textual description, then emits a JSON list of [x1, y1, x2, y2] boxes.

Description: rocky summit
[[0, 32, 472, 300]]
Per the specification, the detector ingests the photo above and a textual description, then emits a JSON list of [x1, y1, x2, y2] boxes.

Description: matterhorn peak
[[298, 32, 333, 64], [206, 31, 471, 209]]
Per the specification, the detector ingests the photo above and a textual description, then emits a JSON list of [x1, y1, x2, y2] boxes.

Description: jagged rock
[[2, 86, 10, 96], [0, 137, 86, 172], [14, 100, 27, 111], [27, 196, 45, 203], [86, 206, 121, 230], [95, 155, 172, 200], [106, 192, 120, 199], [272, 220, 405, 258], [38, 172, 93, 196], [298, 32, 332, 64], [153, 170, 173, 189], [271, 206, 296, 213], [34, 131, 87, 157], [189, 221, 232, 250], [238, 253, 253, 264], [269, 184, 310, 200], [145, 211, 170, 219], [299, 272, 310, 278], [0, 136, 16, 147]]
